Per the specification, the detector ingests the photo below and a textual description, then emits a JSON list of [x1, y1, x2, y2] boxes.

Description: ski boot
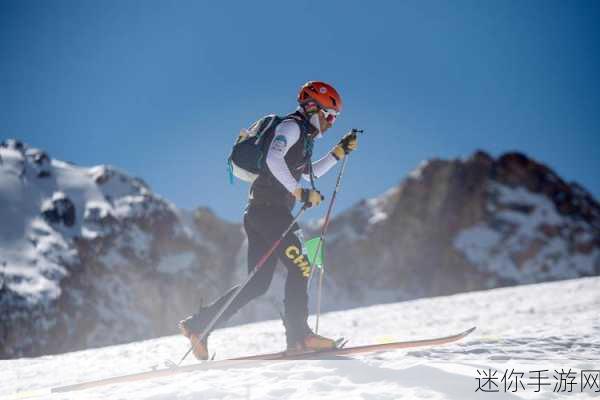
[[178, 312, 211, 361], [286, 332, 338, 354]]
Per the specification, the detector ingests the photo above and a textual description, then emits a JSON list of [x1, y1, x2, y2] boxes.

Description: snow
[[408, 160, 430, 180], [0, 140, 179, 308], [364, 187, 397, 225], [82, 201, 115, 239], [1, 260, 63, 302], [156, 252, 196, 274], [98, 248, 130, 270], [454, 183, 599, 283], [124, 225, 153, 259], [320, 186, 398, 244], [2, 276, 598, 400]]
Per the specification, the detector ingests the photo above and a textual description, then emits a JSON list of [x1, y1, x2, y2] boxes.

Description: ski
[[50, 326, 476, 394]]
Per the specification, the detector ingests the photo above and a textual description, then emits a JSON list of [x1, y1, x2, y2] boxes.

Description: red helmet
[[297, 81, 343, 112]]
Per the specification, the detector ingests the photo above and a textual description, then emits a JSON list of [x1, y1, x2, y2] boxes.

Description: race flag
[[305, 237, 325, 270]]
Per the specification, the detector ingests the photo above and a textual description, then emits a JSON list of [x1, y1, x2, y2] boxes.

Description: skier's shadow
[[313, 357, 526, 400]]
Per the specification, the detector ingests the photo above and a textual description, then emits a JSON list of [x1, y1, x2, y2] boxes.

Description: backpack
[[227, 114, 282, 183]]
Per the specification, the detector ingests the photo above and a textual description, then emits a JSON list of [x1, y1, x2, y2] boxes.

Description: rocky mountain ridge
[[318, 151, 599, 304]]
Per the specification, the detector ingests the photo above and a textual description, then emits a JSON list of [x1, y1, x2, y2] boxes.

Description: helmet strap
[[309, 113, 322, 135], [298, 100, 322, 135]]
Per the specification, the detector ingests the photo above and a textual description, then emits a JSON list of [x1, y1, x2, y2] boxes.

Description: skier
[[179, 81, 358, 360]]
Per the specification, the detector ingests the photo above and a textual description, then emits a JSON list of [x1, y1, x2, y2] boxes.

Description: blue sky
[[1, 0, 599, 222]]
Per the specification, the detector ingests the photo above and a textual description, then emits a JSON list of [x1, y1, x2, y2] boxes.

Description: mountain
[[317, 151, 599, 305], [0, 139, 245, 359], [1, 140, 598, 359], [3, 276, 599, 399]]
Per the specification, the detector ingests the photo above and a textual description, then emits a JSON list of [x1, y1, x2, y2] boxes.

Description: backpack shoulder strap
[[254, 114, 282, 145], [282, 111, 318, 189]]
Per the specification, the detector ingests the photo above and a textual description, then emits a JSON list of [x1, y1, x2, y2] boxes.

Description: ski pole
[[177, 205, 308, 366], [308, 129, 364, 286], [310, 128, 363, 334], [313, 156, 347, 334]]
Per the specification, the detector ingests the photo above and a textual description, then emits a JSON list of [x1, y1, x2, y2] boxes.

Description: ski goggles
[[302, 101, 339, 124], [320, 108, 339, 125]]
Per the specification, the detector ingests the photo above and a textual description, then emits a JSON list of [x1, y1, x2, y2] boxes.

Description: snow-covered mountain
[[3, 276, 599, 400], [1, 140, 598, 360], [0, 139, 247, 359]]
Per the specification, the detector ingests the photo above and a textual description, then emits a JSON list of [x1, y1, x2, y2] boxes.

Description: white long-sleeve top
[[265, 119, 337, 194]]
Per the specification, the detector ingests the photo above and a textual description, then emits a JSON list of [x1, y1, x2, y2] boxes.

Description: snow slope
[[3, 276, 599, 400]]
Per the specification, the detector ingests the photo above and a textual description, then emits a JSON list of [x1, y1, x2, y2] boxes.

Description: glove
[[331, 131, 358, 160], [293, 188, 324, 208]]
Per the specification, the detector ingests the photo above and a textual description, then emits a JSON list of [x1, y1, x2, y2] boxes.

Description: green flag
[[305, 237, 325, 269]]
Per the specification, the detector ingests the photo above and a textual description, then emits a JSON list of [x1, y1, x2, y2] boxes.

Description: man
[[179, 81, 358, 360]]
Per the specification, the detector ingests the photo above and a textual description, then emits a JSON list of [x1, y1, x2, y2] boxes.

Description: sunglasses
[[320, 108, 339, 125]]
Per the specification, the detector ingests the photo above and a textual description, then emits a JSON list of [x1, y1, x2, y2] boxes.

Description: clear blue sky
[[2, 0, 599, 222]]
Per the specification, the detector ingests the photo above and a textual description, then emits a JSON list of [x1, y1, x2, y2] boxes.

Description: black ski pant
[[205, 203, 311, 346]]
